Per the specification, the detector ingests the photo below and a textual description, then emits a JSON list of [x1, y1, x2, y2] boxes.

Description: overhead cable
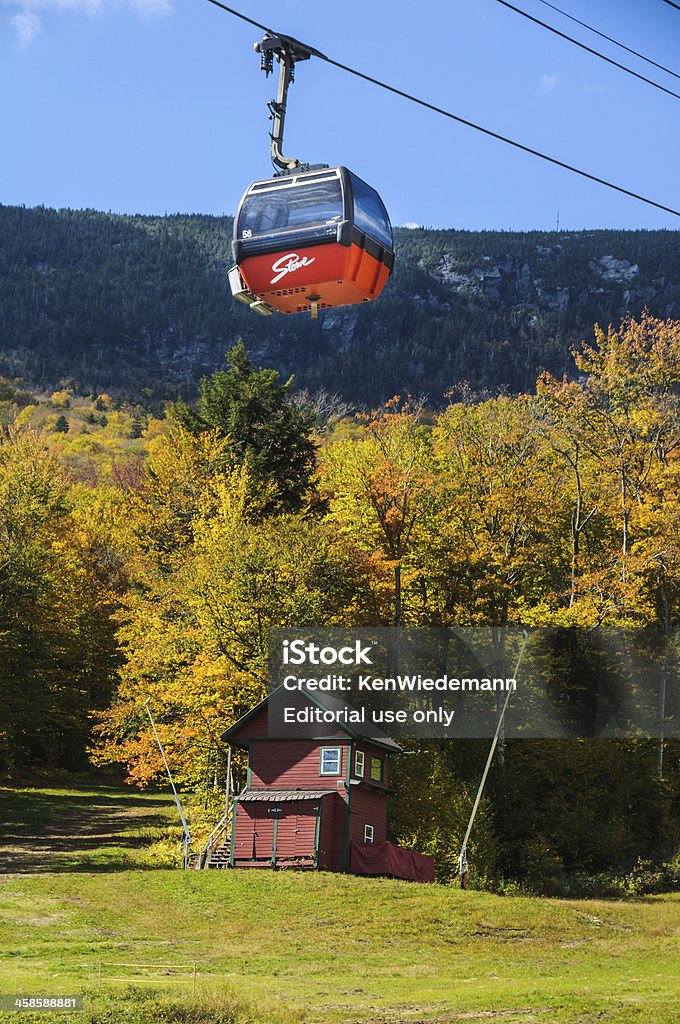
[[203, 0, 680, 219], [496, 0, 680, 102], [534, 0, 679, 81]]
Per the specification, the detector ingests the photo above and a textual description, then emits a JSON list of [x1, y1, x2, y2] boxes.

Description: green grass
[[0, 785, 679, 1023], [0, 783, 177, 873]]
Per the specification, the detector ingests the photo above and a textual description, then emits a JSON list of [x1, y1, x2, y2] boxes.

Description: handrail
[[196, 805, 233, 869], [196, 747, 235, 869], [206, 811, 230, 847]]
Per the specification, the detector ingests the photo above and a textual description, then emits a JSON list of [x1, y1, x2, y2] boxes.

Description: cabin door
[[269, 800, 318, 864], [249, 803, 276, 861]]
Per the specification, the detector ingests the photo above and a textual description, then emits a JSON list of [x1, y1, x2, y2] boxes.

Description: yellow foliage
[[49, 389, 71, 408]]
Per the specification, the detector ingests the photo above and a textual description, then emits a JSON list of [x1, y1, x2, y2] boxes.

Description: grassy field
[[0, 783, 176, 873], [0, 784, 679, 1024]]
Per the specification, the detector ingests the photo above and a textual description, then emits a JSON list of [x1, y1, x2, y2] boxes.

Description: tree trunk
[[394, 560, 401, 626]]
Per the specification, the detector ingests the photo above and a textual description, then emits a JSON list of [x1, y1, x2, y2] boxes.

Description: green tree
[[174, 341, 316, 513]]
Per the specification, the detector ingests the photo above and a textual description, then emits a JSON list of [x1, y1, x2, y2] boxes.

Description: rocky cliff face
[[413, 237, 678, 320]]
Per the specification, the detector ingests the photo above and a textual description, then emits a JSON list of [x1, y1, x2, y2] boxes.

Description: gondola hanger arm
[[254, 33, 327, 174]]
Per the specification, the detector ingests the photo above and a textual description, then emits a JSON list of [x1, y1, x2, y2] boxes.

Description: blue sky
[[1, 0, 679, 230]]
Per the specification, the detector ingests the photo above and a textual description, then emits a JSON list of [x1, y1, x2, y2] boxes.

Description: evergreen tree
[[174, 341, 317, 512]]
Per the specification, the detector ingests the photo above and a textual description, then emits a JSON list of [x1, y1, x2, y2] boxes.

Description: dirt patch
[[321, 1006, 553, 1024]]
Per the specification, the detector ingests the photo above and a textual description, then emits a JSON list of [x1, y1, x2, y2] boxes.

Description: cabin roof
[[222, 684, 402, 753]]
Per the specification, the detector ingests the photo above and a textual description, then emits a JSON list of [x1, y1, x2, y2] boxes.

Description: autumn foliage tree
[[539, 313, 680, 625], [320, 398, 434, 625], [92, 424, 374, 788], [0, 429, 126, 771]]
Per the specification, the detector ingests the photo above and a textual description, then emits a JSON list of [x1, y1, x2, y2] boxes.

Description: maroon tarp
[[350, 841, 435, 883]]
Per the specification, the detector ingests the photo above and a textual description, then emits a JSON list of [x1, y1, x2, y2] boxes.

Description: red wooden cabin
[[222, 688, 433, 880]]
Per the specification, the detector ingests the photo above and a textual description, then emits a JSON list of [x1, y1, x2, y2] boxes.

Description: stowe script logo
[[270, 252, 316, 285]]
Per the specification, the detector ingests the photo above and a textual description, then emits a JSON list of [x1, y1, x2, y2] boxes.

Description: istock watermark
[[268, 627, 680, 740]]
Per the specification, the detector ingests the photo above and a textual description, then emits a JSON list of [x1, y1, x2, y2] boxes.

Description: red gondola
[[228, 34, 394, 318]]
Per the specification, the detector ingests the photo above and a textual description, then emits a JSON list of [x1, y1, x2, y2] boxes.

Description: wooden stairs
[[191, 809, 233, 869]]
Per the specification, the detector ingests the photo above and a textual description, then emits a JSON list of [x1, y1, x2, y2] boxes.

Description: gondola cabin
[[229, 166, 394, 317]]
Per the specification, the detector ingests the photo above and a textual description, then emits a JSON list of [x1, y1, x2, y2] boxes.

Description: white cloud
[[5, 0, 103, 12], [127, 0, 172, 16], [11, 7, 40, 44], [583, 82, 611, 97], [4, 0, 171, 47], [402, 222, 421, 230], [538, 74, 558, 94]]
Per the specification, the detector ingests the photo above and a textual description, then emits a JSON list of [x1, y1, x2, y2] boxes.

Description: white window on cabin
[[320, 747, 342, 776], [364, 824, 374, 843], [354, 749, 365, 777], [370, 756, 383, 782]]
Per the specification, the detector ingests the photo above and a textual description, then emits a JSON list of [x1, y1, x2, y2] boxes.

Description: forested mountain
[[1, 203, 679, 403]]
